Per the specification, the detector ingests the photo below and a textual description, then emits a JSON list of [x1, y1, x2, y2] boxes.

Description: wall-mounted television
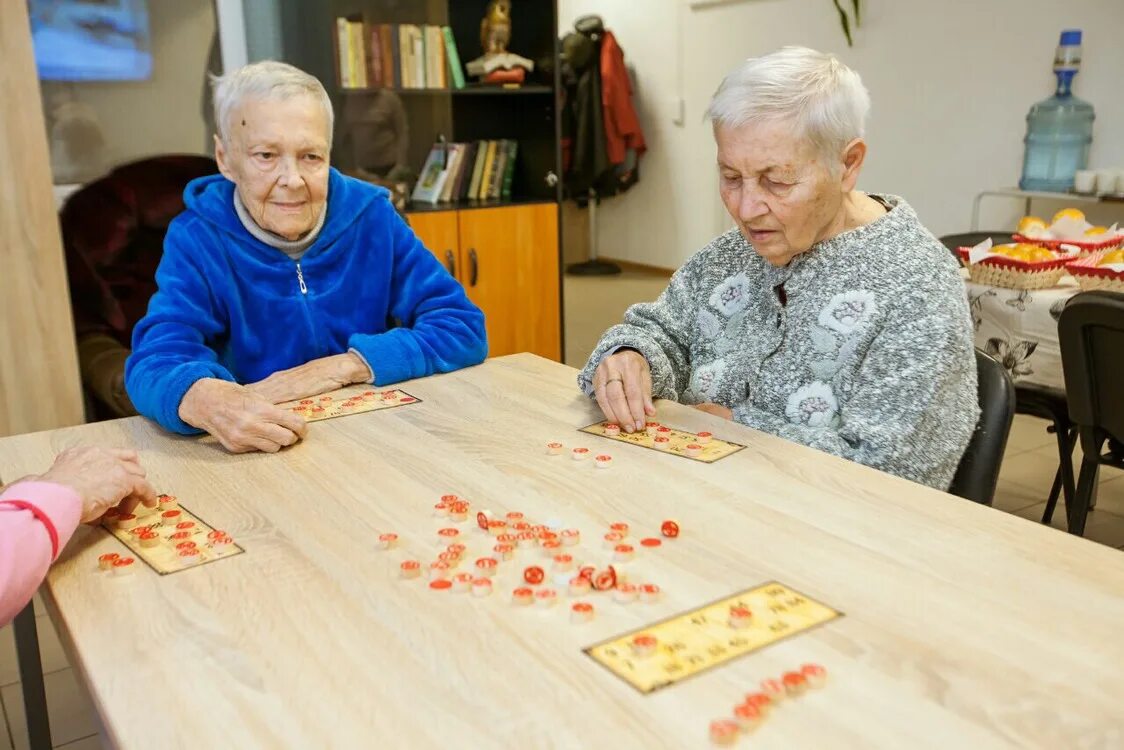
[[29, 0, 152, 82]]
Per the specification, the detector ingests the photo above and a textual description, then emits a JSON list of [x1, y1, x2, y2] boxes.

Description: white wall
[[560, 0, 1124, 269], [41, 0, 215, 182]]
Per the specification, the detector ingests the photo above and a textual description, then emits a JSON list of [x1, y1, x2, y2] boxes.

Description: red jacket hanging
[[600, 31, 646, 169]]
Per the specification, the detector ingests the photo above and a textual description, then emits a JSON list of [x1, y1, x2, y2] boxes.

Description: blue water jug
[[1019, 29, 1095, 192]]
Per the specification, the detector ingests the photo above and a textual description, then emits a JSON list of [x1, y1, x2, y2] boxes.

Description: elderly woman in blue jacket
[[126, 61, 487, 453]]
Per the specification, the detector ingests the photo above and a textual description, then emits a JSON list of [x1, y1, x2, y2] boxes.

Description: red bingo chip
[[577, 565, 596, 582], [477, 512, 489, 530], [400, 397, 416, 403], [592, 567, 618, 591], [640, 537, 662, 548], [523, 566, 545, 585], [429, 580, 453, 590], [660, 520, 680, 538]]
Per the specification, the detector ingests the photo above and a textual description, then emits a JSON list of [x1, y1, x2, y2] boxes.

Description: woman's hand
[[179, 379, 308, 454], [693, 403, 733, 420], [591, 350, 656, 432], [246, 353, 371, 405], [36, 447, 158, 523]]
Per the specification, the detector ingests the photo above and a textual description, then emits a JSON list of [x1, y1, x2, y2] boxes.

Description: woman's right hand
[[178, 378, 307, 454], [591, 350, 656, 433], [37, 447, 158, 523]]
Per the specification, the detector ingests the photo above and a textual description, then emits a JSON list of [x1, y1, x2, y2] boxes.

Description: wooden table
[[2, 354, 1123, 749]]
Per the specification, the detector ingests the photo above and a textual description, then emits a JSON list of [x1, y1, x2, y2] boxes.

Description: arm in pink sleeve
[[0, 481, 82, 626]]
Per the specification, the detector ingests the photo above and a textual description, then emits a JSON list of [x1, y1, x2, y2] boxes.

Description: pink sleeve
[[0, 482, 82, 626]]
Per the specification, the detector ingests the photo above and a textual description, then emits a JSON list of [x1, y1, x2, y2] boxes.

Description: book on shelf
[[380, 25, 396, 88], [411, 144, 450, 204], [477, 141, 497, 201], [451, 142, 476, 200], [424, 25, 446, 90], [500, 140, 518, 199], [334, 18, 466, 91], [410, 140, 519, 205], [349, 21, 367, 88], [442, 27, 465, 90], [488, 140, 508, 200], [467, 141, 487, 200], [335, 18, 352, 88], [367, 23, 382, 86], [438, 144, 464, 203]]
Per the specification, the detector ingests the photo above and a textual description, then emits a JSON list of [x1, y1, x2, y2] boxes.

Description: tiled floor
[[1, 270, 1120, 748]]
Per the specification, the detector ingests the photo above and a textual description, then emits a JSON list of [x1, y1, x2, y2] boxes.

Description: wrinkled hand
[[179, 378, 308, 454], [592, 350, 656, 433], [36, 447, 158, 523], [693, 403, 733, 420], [246, 353, 371, 405]]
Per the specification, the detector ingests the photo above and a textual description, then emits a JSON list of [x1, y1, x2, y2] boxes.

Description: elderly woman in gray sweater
[[580, 47, 978, 490]]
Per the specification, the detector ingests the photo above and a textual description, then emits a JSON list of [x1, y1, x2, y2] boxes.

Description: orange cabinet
[[407, 203, 560, 361]]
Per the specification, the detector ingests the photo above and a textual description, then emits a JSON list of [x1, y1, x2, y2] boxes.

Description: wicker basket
[[956, 247, 1072, 290], [1066, 250, 1124, 292], [1013, 232, 1122, 256]]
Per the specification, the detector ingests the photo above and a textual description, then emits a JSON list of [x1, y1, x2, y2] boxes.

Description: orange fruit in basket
[[1098, 250, 1124, 266], [1084, 226, 1109, 236], [1017, 216, 1048, 235], [1052, 208, 1086, 224]]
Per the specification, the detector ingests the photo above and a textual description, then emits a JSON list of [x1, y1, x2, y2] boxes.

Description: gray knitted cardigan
[[578, 195, 979, 490]]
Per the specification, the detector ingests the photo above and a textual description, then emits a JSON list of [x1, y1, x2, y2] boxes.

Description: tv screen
[[29, 0, 153, 82]]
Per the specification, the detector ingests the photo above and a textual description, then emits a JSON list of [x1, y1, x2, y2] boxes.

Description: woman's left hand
[[247, 353, 372, 404], [693, 403, 733, 420]]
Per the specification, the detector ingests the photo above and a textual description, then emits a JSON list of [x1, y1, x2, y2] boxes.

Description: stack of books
[[411, 140, 519, 205], [335, 19, 465, 90]]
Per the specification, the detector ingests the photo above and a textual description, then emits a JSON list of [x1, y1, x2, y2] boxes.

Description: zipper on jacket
[[296, 262, 308, 294]]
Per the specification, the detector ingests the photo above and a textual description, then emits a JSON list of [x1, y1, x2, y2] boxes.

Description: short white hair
[[211, 60, 334, 147], [706, 47, 870, 164]]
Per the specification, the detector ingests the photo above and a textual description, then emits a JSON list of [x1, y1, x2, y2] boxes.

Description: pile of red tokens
[[387, 495, 682, 626], [709, 664, 828, 745]]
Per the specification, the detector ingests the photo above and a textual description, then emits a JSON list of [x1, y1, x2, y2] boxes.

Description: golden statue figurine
[[466, 0, 533, 84], [480, 0, 512, 57]]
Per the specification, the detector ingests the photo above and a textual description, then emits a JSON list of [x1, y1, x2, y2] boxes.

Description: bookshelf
[[269, 0, 563, 361]]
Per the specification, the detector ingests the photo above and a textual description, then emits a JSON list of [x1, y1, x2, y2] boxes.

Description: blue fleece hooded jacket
[[125, 168, 487, 434]]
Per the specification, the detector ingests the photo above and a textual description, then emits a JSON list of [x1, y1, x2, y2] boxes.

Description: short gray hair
[[211, 60, 334, 147], [706, 47, 870, 164]]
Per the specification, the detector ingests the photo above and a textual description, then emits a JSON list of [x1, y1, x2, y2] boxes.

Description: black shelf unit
[[272, 0, 562, 206]]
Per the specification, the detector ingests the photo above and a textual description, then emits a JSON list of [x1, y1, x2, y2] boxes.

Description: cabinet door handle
[[468, 248, 479, 287], [444, 249, 456, 277]]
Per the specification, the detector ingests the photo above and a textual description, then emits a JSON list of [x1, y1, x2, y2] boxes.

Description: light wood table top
[[2, 354, 1123, 749]]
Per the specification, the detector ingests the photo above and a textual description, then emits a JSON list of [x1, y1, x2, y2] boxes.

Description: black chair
[[1056, 290, 1124, 535], [949, 349, 1016, 505], [940, 231, 1078, 522]]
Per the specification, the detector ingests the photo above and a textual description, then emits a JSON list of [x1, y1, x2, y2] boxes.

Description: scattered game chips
[[570, 602, 594, 623], [661, 520, 680, 538], [523, 566, 545, 585], [571, 447, 590, 461], [728, 606, 753, 629], [594, 455, 613, 469], [98, 553, 120, 571], [709, 719, 739, 746], [631, 634, 658, 657], [111, 557, 136, 576]]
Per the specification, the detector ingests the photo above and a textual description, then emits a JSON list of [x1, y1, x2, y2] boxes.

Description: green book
[[442, 26, 466, 90], [501, 140, 518, 199]]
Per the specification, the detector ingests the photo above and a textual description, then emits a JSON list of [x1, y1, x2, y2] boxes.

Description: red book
[[483, 68, 526, 84]]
